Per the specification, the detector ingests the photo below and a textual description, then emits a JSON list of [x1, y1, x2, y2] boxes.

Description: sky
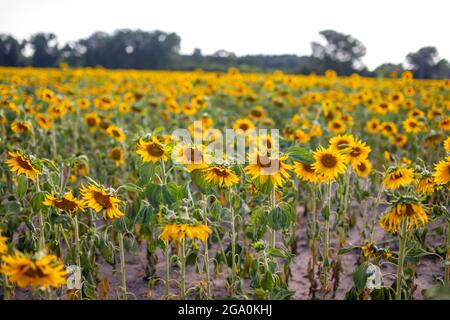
[[0, 0, 449, 69]]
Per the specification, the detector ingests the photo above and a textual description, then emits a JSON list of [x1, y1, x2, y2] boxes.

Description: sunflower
[[391, 134, 408, 148], [181, 103, 197, 116], [443, 136, 450, 153], [295, 129, 311, 143], [35, 113, 52, 130], [439, 117, 450, 131], [327, 119, 346, 135], [84, 112, 100, 130], [203, 164, 240, 188], [245, 152, 292, 188], [366, 119, 380, 134], [106, 125, 125, 142], [5, 151, 40, 179], [383, 167, 414, 190], [80, 184, 124, 220], [233, 118, 255, 135], [76, 98, 90, 110], [347, 138, 371, 167], [433, 156, 450, 185], [11, 121, 32, 133], [329, 134, 355, 151], [381, 122, 398, 137], [172, 143, 212, 172], [388, 91, 404, 104], [415, 175, 435, 195], [248, 105, 266, 120], [136, 137, 170, 163], [0, 232, 7, 255], [43, 191, 85, 213], [109, 147, 124, 166], [1, 252, 67, 289], [160, 224, 212, 242], [311, 147, 347, 181], [403, 117, 422, 134], [379, 202, 428, 233], [119, 102, 131, 114], [353, 159, 372, 178], [293, 162, 319, 183]]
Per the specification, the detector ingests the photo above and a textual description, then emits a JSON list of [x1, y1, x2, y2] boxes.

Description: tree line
[[0, 29, 449, 79]]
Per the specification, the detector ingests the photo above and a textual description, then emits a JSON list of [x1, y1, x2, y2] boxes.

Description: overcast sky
[[0, 0, 448, 69]]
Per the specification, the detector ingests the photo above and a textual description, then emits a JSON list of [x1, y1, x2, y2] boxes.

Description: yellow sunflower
[[415, 175, 435, 195], [84, 112, 100, 130], [293, 162, 319, 183], [43, 191, 85, 213], [327, 119, 347, 135], [347, 138, 371, 167], [11, 121, 32, 133], [380, 122, 398, 137], [245, 152, 292, 188], [5, 151, 40, 179], [383, 167, 414, 190], [433, 156, 450, 185], [35, 113, 53, 130], [136, 137, 170, 163], [366, 119, 381, 135], [109, 147, 124, 166], [160, 224, 212, 243], [0, 232, 7, 255], [353, 159, 372, 178], [233, 118, 255, 135], [203, 165, 240, 188], [403, 117, 422, 134], [379, 202, 428, 233], [391, 134, 408, 148], [172, 143, 212, 172], [106, 125, 125, 142], [329, 134, 355, 151], [311, 147, 347, 181], [443, 136, 450, 153], [248, 105, 266, 120], [80, 184, 124, 220], [1, 252, 67, 289]]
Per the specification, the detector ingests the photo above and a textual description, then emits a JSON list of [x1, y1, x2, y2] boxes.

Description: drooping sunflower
[[5, 151, 40, 179], [80, 184, 124, 220], [311, 147, 347, 181], [136, 137, 170, 163], [1, 252, 67, 289], [433, 156, 450, 185], [43, 191, 85, 213], [233, 118, 255, 135], [11, 121, 32, 133], [109, 147, 124, 166], [415, 175, 435, 195], [203, 164, 240, 188], [379, 202, 428, 233], [383, 167, 414, 190], [106, 125, 125, 142], [245, 152, 292, 188], [353, 159, 372, 178], [172, 143, 212, 172], [160, 224, 212, 243]]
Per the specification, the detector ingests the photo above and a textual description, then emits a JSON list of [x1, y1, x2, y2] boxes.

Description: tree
[[29, 33, 60, 67], [311, 30, 367, 75], [0, 34, 24, 66], [406, 46, 450, 79]]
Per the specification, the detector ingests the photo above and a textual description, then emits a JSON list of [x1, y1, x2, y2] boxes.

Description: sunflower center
[[390, 172, 404, 180], [336, 140, 349, 150], [404, 204, 415, 217], [332, 122, 342, 129], [357, 162, 367, 172], [17, 156, 33, 170], [211, 167, 230, 177], [55, 198, 78, 211], [22, 265, 46, 278], [350, 147, 361, 157], [146, 144, 164, 157], [251, 110, 262, 117], [303, 164, 315, 173], [239, 123, 249, 131], [184, 148, 203, 162], [320, 154, 338, 168], [86, 118, 96, 126], [111, 149, 122, 160], [93, 191, 112, 209], [257, 155, 278, 169]]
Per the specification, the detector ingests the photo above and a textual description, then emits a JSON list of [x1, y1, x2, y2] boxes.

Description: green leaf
[[16, 175, 28, 199], [190, 169, 211, 194], [2, 201, 22, 213], [30, 192, 45, 212], [287, 146, 314, 164], [352, 262, 369, 292]]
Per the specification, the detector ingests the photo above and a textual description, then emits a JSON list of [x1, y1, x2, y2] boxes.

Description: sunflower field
[[0, 66, 449, 300]]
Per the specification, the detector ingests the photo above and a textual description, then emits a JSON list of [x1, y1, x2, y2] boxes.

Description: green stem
[[180, 237, 186, 299], [322, 181, 332, 299], [164, 241, 170, 298], [202, 195, 212, 298], [396, 217, 408, 300], [118, 232, 127, 300], [269, 187, 276, 248], [3, 275, 11, 300], [230, 197, 237, 296], [445, 219, 450, 287]]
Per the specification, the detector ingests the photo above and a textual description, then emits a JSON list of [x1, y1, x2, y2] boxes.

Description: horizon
[[0, 0, 449, 70]]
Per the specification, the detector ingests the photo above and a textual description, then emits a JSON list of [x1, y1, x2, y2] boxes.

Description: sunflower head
[[80, 184, 124, 220], [312, 147, 347, 181], [245, 152, 292, 189], [43, 191, 85, 213], [203, 164, 240, 188], [383, 166, 414, 190], [136, 137, 170, 163], [172, 143, 211, 171], [433, 156, 450, 185], [379, 202, 428, 234], [5, 151, 41, 180]]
